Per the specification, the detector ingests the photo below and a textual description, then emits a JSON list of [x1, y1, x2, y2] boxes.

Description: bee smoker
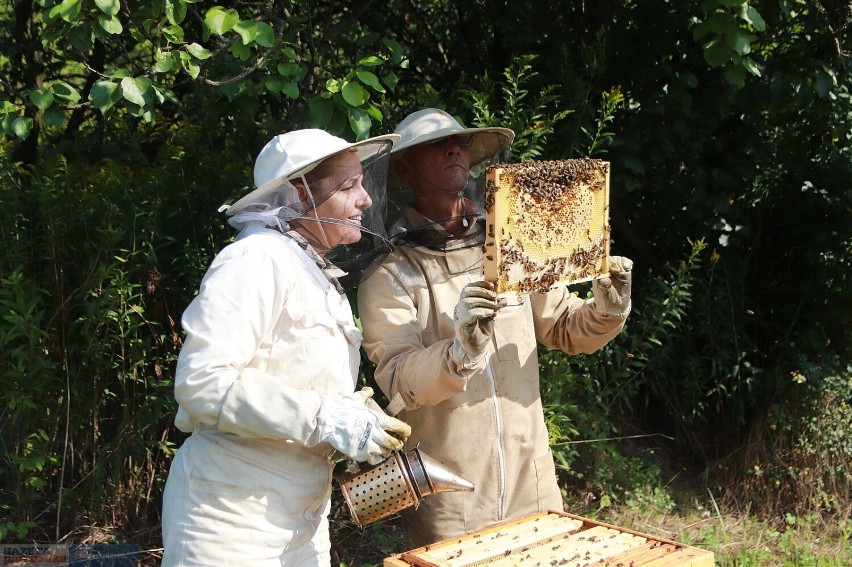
[[338, 446, 474, 528]]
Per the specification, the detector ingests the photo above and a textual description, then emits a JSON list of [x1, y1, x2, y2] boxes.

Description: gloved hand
[[318, 387, 411, 465], [452, 281, 505, 362], [592, 256, 633, 316]]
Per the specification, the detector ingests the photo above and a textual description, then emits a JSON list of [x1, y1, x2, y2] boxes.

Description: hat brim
[[227, 134, 398, 216], [388, 128, 513, 191]]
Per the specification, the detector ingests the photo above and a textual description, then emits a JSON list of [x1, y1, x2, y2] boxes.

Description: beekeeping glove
[[451, 281, 505, 364], [318, 387, 411, 465], [592, 256, 633, 316]]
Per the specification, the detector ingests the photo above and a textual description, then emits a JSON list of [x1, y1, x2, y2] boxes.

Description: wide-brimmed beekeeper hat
[[224, 129, 399, 216], [388, 108, 514, 190]]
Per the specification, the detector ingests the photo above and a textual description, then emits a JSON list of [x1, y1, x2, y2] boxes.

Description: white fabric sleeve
[[174, 240, 325, 444]]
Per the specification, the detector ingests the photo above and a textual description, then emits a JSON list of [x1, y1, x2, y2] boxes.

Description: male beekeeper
[[357, 108, 634, 548]]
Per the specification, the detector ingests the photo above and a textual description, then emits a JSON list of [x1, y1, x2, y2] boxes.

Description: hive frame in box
[[483, 159, 611, 301], [384, 509, 715, 566]]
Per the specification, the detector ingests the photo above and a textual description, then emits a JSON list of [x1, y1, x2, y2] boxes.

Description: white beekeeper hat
[[225, 129, 399, 216], [388, 108, 514, 190]]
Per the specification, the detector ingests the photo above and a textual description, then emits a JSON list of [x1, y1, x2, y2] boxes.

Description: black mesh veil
[[387, 131, 513, 252], [227, 139, 394, 290]]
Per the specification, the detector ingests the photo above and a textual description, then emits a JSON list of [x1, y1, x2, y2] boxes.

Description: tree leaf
[[744, 6, 766, 31], [204, 6, 239, 36], [725, 30, 753, 55], [364, 102, 383, 122], [12, 116, 33, 139], [230, 41, 250, 61], [120, 77, 151, 107], [703, 39, 733, 68], [741, 56, 761, 77], [154, 51, 178, 73], [28, 89, 54, 110], [152, 84, 180, 105], [165, 0, 187, 25], [163, 24, 184, 43], [383, 71, 399, 90], [357, 55, 382, 68], [43, 106, 65, 127], [348, 107, 371, 140], [233, 20, 257, 45], [308, 96, 333, 128], [51, 82, 81, 103], [723, 63, 746, 87], [281, 82, 299, 100], [94, 0, 120, 16], [186, 43, 211, 60], [382, 38, 405, 64], [58, 0, 81, 22], [254, 21, 275, 48], [706, 12, 737, 34], [89, 81, 121, 114], [356, 70, 385, 93], [341, 81, 367, 106], [98, 14, 123, 35]]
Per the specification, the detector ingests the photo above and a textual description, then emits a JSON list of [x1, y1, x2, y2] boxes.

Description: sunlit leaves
[[28, 89, 54, 111], [94, 0, 119, 16], [204, 6, 239, 38], [341, 81, 368, 106], [98, 15, 123, 35], [90, 81, 121, 113], [165, 0, 187, 25], [2, 2, 407, 140]]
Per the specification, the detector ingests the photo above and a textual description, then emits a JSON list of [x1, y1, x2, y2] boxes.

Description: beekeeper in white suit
[[161, 128, 409, 566]]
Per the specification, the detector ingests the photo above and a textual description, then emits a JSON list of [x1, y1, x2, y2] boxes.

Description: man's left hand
[[593, 256, 633, 316]]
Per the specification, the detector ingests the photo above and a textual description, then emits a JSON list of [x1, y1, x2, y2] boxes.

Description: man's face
[[400, 135, 472, 194]]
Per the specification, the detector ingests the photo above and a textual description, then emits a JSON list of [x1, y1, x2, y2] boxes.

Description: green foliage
[[693, 0, 765, 86], [1, 2, 407, 144], [464, 55, 572, 162], [0, 0, 850, 561], [0, 119, 243, 542], [725, 356, 852, 518], [540, 239, 709, 484]]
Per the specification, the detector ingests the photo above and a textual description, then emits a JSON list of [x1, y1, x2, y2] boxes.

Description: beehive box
[[483, 159, 610, 298], [384, 510, 714, 567]]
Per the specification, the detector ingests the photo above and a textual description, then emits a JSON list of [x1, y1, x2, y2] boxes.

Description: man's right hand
[[452, 281, 505, 361]]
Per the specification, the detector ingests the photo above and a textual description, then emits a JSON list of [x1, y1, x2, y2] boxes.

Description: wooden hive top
[[483, 159, 610, 299], [384, 510, 715, 567]]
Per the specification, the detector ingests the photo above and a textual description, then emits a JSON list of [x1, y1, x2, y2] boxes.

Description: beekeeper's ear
[[292, 179, 310, 201]]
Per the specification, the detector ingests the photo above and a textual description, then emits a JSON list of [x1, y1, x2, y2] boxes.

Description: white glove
[[593, 256, 633, 316], [452, 281, 504, 363], [318, 387, 411, 465]]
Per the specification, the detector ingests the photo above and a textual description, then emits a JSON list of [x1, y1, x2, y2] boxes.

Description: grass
[[571, 483, 852, 567], [328, 482, 852, 566]]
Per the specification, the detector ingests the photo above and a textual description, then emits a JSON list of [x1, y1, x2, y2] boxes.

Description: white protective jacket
[[161, 226, 361, 566]]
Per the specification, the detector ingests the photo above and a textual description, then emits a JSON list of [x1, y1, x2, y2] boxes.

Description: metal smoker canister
[[339, 447, 474, 528]]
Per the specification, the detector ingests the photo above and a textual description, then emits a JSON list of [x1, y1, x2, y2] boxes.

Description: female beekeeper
[[161, 129, 410, 566]]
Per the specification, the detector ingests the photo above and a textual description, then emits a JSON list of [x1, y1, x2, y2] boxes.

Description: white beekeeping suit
[[161, 129, 409, 567]]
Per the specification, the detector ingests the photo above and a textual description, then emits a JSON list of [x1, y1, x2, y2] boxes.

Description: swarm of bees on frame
[[484, 158, 610, 296]]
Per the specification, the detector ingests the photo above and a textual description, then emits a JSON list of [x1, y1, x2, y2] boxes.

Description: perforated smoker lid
[[483, 159, 611, 298]]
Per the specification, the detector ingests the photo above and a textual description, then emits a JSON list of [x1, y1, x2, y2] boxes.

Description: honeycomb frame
[[483, 159, 611, 298]]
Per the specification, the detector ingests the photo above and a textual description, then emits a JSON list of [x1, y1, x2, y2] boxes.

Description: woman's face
[[299, 151, 371, 249]]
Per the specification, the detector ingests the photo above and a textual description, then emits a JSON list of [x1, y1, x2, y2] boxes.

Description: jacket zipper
[[485, 358, 506, 521]]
